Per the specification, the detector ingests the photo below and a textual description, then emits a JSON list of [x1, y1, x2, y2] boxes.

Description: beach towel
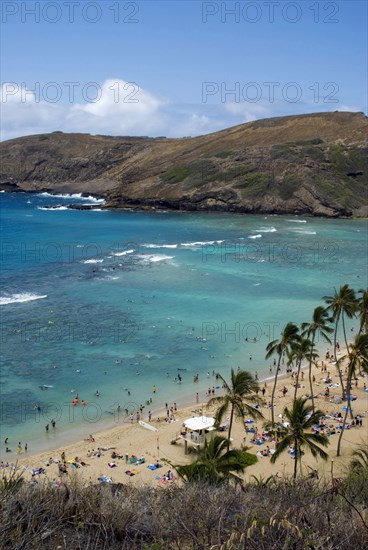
[[98, 475, 112, 483], [148, 464, 162, 470], [31, 468, 46, 476], [49, 480, 63, 488]]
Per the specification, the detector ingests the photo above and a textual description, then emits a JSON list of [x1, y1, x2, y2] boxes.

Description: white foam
[[113, 250, 135, 256], [0, 293, 47, 305], [83, 259, 104, 264], [37, 206, 69, 211], [252, 227, 277, 233], [136, 254, 175, 263], [181, 240, 224, 247], [38, 192, 105, 203], [143, 243, 178, 249], [81, 196, 105, 204], [287, 219, 307, 223], [290, 230, 317, 235], [248, 234, 262, 239]]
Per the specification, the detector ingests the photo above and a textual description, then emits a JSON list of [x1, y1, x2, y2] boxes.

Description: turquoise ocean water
[[0, 192, 366, 457]]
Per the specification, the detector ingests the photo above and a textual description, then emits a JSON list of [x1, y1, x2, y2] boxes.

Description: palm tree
[[336, 333, 368, 456], [302, 306, 334, 412], [207, 369, 263, 451], [268, 398, 329, 479], [349, 446, 368, 475], [173, 435, 256, 484], [265, 322, 300, 425], [324, 284, 357, 356], [288, 337, 317, 404], [357, 288, 368, 335], [324, 285, 357, 399]]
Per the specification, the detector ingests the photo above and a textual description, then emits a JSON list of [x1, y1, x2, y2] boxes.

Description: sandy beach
[[3, 354, 367, 487]]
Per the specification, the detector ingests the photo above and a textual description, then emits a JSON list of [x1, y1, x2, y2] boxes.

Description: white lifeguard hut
[[181, 416, 216, 454]]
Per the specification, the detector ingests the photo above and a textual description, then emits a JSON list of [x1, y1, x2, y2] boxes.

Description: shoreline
[[2, 190, 367, 219], [0, 346, 354, 462], [4, 353, 367, 486]]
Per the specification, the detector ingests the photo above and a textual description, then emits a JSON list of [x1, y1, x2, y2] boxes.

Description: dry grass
[[1, 468, 367, 549]]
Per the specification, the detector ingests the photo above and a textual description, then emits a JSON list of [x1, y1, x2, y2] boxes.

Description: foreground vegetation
[[1, 464, 367, 549]]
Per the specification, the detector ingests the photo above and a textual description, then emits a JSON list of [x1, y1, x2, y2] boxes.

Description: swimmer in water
[[95, 390, 100, 397]]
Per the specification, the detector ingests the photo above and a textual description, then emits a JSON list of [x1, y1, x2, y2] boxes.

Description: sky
[[0, 0, 367, 140]]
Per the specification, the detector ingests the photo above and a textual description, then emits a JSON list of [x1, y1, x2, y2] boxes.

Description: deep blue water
[[0, 192, 366, 456]]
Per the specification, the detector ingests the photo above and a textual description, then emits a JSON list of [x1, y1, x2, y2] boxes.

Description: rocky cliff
[[1, 111, 367, 217]]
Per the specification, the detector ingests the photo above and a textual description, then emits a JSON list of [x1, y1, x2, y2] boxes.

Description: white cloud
[[1, 79, 363, 142], [67, 79, 168, 135], [224, 101, 271, 122], [338, 103, 362, 113], [0, 82, 66, 140]]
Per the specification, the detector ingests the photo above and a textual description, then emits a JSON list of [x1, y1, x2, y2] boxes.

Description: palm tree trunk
[[270, 355, 282, 425], [308, 335, 316, 413], [333, 316, 338, 362], [341, 315, 354, 419], [227, 403, 235, 452], [336, 367, 352, 457], [341, 314, 350, 354], [334, 315, 346, 400], [293, 437, 298, 479], [293, 358, 302, 403]]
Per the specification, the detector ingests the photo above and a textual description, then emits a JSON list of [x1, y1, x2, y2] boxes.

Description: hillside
[[1, 111, 367, 217]]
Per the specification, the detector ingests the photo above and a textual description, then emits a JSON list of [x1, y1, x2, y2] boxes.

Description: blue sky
[[1, 1, 367, 140]]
